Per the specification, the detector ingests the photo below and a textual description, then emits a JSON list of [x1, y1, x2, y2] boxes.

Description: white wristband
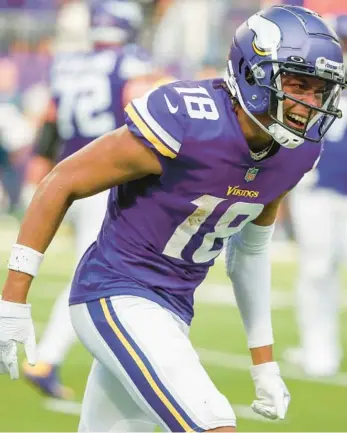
[[8, 244, 44, 277]]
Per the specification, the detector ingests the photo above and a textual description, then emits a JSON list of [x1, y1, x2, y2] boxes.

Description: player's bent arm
[[2, 125, 162, 304], [226, 193, 286, 365]]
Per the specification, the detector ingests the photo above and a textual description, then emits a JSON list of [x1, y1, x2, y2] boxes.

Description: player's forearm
[[2, 171, 73, 303], [226, 223, 275, 349], [17, 169, 72, 252], [231, 252, 274, 348], [2, 271, 33, 303]]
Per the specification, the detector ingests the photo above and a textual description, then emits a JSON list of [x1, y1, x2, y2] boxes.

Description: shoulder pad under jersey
[[125, 81, 188, 159], [125, 79, 222, 159]]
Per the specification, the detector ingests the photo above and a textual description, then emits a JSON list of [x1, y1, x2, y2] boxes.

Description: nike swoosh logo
[[164, 94, 179, 114]]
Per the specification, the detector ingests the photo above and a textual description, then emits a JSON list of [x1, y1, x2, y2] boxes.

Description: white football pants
[[70, 296, 236, 432], [37, 191, 109, 365], [289, 186, 346, 375]]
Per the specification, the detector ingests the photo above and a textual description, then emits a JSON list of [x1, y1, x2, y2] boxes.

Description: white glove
[[0, 300, 36, 379], [250, 361, 290, 420]]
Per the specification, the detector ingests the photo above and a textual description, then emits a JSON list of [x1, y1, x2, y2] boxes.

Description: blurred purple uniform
[[315, 91, 347, 195], [70, 79, 321, 324], [51, 45, 153, 161]]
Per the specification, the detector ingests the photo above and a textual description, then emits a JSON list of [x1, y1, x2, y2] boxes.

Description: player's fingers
[[283, 391, 291, 413], [24, 331, 37, 366], [251, 401, 277, 420], [6, 358, 19, 380], [274, 391, 286, 420], [0, 341, 19, 378]]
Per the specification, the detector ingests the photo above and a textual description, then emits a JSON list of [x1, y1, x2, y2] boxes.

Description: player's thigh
[[70, 296, 236, 432], [78, 358, 156, 432]]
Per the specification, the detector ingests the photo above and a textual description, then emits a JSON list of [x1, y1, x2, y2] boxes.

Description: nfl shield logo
[[245, 167, 259, 182]]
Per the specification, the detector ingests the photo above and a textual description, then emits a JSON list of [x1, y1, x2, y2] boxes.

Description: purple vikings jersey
[[69, 79, 321, 324], [315, 91, 347, 195], [50, 45, 153, 161]]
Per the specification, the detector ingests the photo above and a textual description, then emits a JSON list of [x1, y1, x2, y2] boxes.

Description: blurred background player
[[0, 57, 36, 213], [21, 0, 162, 399], [285, 14, 347, 377]]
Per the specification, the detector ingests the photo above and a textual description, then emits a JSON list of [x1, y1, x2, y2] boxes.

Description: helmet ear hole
[[245, 66, 255, 85]]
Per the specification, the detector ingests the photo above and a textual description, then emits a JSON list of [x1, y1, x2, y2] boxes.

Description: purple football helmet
[[225, 5, 346, 148], [90, 0, 144, 45]]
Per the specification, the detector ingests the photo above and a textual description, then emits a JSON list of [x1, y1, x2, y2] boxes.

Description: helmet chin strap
[[268, 123, 304, 148]]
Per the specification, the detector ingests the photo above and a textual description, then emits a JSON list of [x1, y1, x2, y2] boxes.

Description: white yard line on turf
[[44, 398, 82, 416]]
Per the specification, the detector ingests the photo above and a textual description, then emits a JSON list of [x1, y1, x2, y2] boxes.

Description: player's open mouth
[[285, 112, 308, 130]]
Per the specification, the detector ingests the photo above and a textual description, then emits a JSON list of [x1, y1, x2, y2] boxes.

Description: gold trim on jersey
[[99, 298, 195, 431], [125, 103, 176, 159], [132, 90, 182, 153]]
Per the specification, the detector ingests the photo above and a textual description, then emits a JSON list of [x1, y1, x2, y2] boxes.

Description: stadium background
[[0, 0, 346, 431]]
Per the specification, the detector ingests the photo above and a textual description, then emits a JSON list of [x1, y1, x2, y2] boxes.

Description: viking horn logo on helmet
[[249, 14, 281, 57]]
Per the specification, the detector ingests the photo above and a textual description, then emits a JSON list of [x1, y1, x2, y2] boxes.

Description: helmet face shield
[[255, 58, 346, 142]]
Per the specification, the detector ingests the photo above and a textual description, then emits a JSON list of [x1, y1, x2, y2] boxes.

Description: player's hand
[[0, 300, 36, 379], [250, 361, 290, 420]]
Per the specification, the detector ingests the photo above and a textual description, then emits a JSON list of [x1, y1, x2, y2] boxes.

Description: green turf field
[[0, 216, 346, 432]]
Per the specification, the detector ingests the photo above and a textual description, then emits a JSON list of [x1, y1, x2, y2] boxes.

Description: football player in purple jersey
[[19, 0, 163, 399], [284, 14, 347, 377], [0, 5, 346, 432]]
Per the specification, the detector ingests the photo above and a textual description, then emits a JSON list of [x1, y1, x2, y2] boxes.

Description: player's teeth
[[288, 113, 306, 124]]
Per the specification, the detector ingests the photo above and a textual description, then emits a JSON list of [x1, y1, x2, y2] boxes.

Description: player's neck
[[236, 107, 273, 152]]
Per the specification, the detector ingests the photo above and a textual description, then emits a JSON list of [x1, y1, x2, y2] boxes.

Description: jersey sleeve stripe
[[131, 92, 182, 154], [125, 103, 176, 159]]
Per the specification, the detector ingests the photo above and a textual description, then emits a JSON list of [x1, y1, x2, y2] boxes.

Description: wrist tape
[[8, 244, 44, 277]]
